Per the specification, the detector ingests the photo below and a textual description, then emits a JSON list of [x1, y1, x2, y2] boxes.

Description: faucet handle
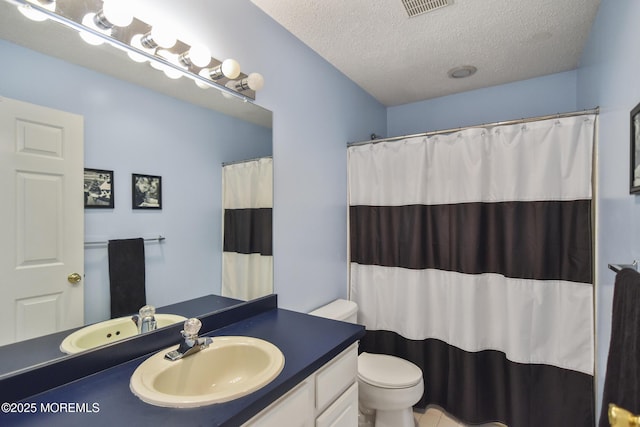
[[138, 304, 156, 318], [182, 318, 202, 339]]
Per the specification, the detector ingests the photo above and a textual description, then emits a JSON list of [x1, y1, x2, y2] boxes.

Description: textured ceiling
[[251, 0, 601, 107]]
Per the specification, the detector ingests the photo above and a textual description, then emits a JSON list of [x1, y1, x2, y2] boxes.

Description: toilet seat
[[358, 352, 422, 389]]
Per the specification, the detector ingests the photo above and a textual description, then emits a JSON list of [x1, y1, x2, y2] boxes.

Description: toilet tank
[[309, 299, 358, 323]]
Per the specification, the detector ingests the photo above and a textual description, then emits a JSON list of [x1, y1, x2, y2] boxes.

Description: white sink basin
[[130, 336, 285, 408], [59, 314, 187, 354]]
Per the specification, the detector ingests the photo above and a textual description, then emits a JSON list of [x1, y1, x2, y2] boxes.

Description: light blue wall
[[577, 0, 640, 420], [1, 39, 272, 323], [2, 0, 387, 320], [206, 1, 387, 311], [387, 70, 578, 137]]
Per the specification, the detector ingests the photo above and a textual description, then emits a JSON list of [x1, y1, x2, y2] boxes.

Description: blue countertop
[[0, 294, 243, 378], [1, 308, 365, 427]]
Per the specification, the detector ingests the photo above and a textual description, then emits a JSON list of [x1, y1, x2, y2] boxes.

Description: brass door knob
[[609, 403, 640, 427], [67, 273, 82, 285]]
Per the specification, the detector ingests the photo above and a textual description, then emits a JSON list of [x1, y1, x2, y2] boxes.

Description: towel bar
[[84, 235, 165, 246], [608, 261, 639, 273]]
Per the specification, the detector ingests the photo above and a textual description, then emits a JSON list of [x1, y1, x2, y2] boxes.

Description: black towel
[[108, 238, 146, 318], [598, 268, 640, 426]]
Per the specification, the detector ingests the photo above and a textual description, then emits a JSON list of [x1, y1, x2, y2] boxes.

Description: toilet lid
[[358, 352, 422, 389]]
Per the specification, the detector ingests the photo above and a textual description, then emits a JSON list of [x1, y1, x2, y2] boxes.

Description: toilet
[[310, 299, 424, 427]]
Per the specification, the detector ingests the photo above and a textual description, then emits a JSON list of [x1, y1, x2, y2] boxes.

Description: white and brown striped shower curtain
[[222, 157, 273, 301], [348, 115, 596, 426]]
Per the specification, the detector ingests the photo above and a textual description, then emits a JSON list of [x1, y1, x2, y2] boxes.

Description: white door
[[0, 96, 84, 346]]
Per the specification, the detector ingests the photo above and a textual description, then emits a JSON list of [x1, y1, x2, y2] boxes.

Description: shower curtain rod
[[222, 155, 272, 167], [347, 107, 600, 147]]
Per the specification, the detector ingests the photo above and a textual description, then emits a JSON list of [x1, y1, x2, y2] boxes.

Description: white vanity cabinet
[[243, 343, 359, 427]]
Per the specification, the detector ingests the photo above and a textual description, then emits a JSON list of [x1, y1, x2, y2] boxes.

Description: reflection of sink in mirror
[[0, 0, 273, 376], [130, 336, 285, 408], [59, 314, 187, 354]]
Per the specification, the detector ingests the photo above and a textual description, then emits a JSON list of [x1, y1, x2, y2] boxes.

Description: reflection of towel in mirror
[[598, 268, 640, 426], [108, 238, 146, 318]]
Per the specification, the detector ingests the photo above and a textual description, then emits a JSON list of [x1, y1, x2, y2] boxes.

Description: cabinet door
[[315, 344, 358, 413], [316, 382, 358, 427], [243, 380, 314, 427]]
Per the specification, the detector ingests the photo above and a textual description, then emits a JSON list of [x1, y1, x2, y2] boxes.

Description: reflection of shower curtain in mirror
[[222, 157, 273, 300]]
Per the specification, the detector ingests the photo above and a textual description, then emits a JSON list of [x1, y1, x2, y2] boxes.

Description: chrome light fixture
[[195, 59, 241, 89], [11, 0, 264, 101], [222, 73, 265, 100], [227, 73, 265, 92]]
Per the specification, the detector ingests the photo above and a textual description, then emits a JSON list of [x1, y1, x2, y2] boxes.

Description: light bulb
[[141, 25, 176, 49], [18, 1, 55, 22], [195, 69, 212, 89], [149, 60, 164, 71], [198, 59, 242, 83], [193, 60, 240, 89], [163, 67, 183, 79], [179, 44, 211, 68], [246, 73, 264, 91], [18, 5, 47, 21], [228, 73, 264, 92], [221, 59, 241, 79], [101, 0, 133, 27], [79, 13, 106, 46], [148, 60, 178, 78], [153, 50, 183, 79]]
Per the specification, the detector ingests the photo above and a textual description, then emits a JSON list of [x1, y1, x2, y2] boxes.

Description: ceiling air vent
[[401, 0, 452, 18]]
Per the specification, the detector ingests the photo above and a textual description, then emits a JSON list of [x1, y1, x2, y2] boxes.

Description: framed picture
[[84, 168, 114, 208], [132, 174, 162, 209], [631, 102, 640, 193]]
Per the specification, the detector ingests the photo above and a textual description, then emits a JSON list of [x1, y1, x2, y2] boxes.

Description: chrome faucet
[[131, 305, 157, 334], [164, 318, 213, 361]]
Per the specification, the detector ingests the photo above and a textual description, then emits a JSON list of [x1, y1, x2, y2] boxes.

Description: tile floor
[[413, 406, 507, 427]]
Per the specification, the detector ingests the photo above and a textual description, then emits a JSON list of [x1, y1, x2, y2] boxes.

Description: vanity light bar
[[10, 0, 262, 102]]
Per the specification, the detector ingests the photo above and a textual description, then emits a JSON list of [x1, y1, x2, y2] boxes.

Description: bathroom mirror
[[0, 0, 273, 376]]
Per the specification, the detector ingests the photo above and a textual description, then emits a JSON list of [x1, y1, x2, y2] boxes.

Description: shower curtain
[[348, 115, 596, 426], [221, 157, 273, 301]]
